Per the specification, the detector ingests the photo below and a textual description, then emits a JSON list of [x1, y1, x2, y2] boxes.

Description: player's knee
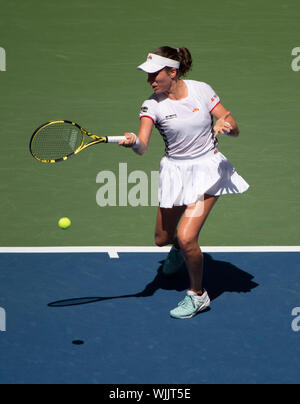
[[154, 233, 171, 247], [177, 233, 198, 254]]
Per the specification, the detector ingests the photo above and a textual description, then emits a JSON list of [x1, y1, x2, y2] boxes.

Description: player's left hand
[[213, 111, 233, 138]]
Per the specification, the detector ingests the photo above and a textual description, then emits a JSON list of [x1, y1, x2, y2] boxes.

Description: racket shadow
[[48, 253, 259, 308]]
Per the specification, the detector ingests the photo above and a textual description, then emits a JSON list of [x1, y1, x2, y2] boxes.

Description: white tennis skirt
[[159, 149, 250, 208]]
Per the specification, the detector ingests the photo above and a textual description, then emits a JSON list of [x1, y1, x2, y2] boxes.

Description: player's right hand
[[118, 132, 137, 148]]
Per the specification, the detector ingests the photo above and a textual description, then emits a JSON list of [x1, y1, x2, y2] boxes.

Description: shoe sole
[[170, 300, 211, 319]]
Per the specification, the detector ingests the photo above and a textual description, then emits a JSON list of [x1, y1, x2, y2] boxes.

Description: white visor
[[137, 53, 180, 73]]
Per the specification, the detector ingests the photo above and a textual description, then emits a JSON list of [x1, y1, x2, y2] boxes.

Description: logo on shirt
[[193, 108, 199, 112], [165, 114, 177, 120], [140, 106, 149, 113], [211, 94, 218, 102]]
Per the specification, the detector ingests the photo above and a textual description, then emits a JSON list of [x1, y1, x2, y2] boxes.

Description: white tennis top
[[139, 80, 221, 158]]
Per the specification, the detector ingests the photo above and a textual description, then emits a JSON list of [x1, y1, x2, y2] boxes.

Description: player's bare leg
[[154, 205, 186, 247], [177, 194, 219, 294], [154, 205, 186, 275]]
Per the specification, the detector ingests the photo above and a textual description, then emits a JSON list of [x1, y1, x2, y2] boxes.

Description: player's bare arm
[[120, 116, 153, 155], [211, 103, 240, 138]]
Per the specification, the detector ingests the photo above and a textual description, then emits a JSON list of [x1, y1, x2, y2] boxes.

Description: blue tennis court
[[0, 250, 299, 384]]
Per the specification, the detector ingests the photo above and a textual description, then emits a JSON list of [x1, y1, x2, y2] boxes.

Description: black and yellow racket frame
[[29, 120, 108, 163]]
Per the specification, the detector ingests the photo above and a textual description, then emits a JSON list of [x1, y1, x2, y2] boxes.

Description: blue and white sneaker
[[170, 290, 210, 319], [162, 246, 185, 276]]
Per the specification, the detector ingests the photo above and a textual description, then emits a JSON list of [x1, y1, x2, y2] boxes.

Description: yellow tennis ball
[[58, 217, 71, 230]]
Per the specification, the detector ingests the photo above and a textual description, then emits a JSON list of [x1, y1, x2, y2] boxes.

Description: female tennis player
[[119, 46, 249, 319]]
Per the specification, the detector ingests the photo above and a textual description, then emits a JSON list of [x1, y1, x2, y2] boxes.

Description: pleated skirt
[[158, 149, 250, 208]]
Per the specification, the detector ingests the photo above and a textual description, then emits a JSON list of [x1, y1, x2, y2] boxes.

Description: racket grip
[[106, 136, 127, 143]]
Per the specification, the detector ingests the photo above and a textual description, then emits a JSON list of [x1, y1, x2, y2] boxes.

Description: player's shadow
[[48, 253, 259, 308]]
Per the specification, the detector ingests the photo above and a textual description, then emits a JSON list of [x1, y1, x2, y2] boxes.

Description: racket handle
[[106, 136, 126, 143]]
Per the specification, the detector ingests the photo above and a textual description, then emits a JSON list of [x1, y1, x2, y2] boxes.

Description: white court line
[[0, 246, 300, 259]]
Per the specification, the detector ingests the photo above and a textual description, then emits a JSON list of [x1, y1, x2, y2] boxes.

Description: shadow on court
[[48, 253, 259, 308]]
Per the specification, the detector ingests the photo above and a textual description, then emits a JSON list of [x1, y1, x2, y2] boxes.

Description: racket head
[[29, 120, 85, 163]]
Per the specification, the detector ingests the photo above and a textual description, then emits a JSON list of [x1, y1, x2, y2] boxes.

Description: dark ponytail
[[151, 46, 192, 77], [177, 47, 192, 77]]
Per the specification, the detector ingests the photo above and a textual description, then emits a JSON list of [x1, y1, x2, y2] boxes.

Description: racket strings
[[31, 123, 83, 160]]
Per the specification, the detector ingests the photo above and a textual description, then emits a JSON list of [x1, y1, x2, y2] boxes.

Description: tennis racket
[[29, 120, 126, 163]]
